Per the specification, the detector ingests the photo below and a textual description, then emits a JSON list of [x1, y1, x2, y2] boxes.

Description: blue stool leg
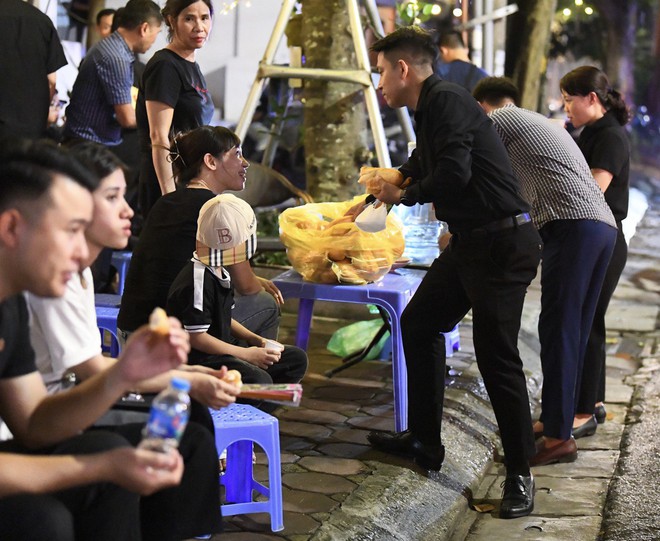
[[295, 299, 315, 350], [223, 440, 254, 503], [267, 424, 284, 531]]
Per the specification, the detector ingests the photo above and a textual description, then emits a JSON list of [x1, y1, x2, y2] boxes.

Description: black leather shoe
[[368, 430, 445, 470], [594, 404, 607, 424], [572, 415, 597, 439], [500, 474, 534, 519]]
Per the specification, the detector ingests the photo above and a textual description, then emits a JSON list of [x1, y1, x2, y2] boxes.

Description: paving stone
[[298, 456, 369, 476], [483, 475, 609, 516], [283, 471, 356, 494], [278, 408, 348, 425], [328, 375, 390, 389], [360, 404, 395, 417], [531, 450, 619, 478], [346, 415, 393, 431], [299, 397, 361, 413], [281, 487, 340, 514], [577, 422, 624, 450], [606, 354, 642, 375], [606, 303, 658, 332], [311, 385, 379, 400], [465, 515, 602, 540], [279, 420, 333, 440], [316, 442, 372, 459], [604, 381, 634, 404], [280, 437, 316, 451], [328, 427, 372, 445]]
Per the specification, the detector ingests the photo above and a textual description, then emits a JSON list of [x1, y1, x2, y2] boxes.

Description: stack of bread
[[279, 194, 405, 285]]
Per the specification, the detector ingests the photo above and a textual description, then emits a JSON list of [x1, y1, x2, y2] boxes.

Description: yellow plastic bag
[[279, 195, 405, 284]]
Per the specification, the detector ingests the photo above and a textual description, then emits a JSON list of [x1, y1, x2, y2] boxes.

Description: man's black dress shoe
[[594, 404, 607, 424], [500, 474, 534, 519], [572, 415, 597, 439], [367, 430, 445, 470]]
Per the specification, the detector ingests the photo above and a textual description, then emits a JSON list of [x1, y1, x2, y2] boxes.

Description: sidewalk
[[200, 170, 659, 541]]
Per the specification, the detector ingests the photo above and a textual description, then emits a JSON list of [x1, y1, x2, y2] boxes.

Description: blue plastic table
[[272, 268, 428, 432]]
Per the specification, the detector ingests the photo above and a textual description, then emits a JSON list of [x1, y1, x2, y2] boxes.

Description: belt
[[459, 213, 531, 236]]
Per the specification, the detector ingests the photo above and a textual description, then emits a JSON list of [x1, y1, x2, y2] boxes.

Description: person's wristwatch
[[399, 187, 415, 206]]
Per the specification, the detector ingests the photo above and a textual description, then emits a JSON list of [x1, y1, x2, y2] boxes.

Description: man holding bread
[[363, 27, 541, 519]]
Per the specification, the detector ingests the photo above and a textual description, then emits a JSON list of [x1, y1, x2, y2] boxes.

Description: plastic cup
[[264, 339, 284, 352]]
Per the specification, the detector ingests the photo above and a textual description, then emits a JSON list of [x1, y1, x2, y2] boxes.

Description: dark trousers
[[97, 422, 223, 541], [402, 222, 541, 475], [576, 225, 628, 413], [537, 220, 616, 439], [0, 431, 141, 541], [195, 345, 308, 385]]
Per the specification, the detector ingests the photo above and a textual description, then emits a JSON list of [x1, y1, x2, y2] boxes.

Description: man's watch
[[399, 188, 415, 206]]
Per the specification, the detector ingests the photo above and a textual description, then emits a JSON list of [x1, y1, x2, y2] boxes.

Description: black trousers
[[576, 225, 628, 413], [0, 431, 141, 541], [97, 421, 223, 541], [402, 222, 541, 474], [537, 220, 616, 439]]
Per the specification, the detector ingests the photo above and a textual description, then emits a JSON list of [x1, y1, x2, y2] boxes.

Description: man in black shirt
[[364, 27, 541, 519], [0, 139, 191, 539], [0, 0, 67, 139]]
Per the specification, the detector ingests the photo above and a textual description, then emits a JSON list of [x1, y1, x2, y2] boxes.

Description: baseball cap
[[195, 194, 257, 266]]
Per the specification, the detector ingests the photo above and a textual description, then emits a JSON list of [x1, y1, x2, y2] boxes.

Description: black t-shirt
[[166, 262, 234, 365], [136, 49, 214, 154], [0, 0, 67, 139], [578, 111, 630, 222], [0, 295, 37, 380], [398, 75, 529, 233], [118, 188, 214, 331]]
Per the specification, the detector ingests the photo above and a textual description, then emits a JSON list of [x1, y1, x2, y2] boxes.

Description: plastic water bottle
[[138, 377, 191, 453], [392, 142, 444, 265]]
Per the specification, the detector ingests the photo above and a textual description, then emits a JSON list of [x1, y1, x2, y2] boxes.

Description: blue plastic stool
[[96, 305, 120, 357], [209, 404, 283, 532], [273, 268, 430, 432], [111, 251, 132, 295]]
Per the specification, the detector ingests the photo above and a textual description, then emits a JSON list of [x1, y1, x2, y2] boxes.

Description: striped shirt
[[63, 32, 135, 145], [489, 104, 615, 229]]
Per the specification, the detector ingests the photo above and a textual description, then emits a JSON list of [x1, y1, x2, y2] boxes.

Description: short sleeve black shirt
[[118, 188, 214, 332], [0, 0, 67, 139], [166, 262, 234, 365], [577, 111, 630, 222], [136, 49, 214, 153], [0, 295, 37, 380]]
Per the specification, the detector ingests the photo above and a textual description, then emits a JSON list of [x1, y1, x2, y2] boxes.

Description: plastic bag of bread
[[279, 195, 405, 285]]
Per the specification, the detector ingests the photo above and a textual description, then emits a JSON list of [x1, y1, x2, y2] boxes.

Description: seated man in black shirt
[[167, 194, 307, 395], [363, 27, 542, 519], [0, 139, 193, 540]]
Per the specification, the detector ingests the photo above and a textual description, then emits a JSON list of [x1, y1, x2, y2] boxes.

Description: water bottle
[[138, 377, 191, 453], [391, 142, 445, 265]]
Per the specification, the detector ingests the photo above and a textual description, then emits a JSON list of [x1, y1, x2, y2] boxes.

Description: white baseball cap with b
[[195, 194, 257, 267]]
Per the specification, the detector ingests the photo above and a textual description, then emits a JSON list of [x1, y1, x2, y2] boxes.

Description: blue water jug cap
[[170, 377, 191, 393]]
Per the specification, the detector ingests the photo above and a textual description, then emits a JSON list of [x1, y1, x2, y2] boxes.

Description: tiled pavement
[[187, 172, 659, 541]]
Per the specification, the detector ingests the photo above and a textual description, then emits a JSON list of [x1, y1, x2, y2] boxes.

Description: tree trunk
[[595, 0, 638, 108], [301, 0, 369, 202], [507, 0, 557, 111]]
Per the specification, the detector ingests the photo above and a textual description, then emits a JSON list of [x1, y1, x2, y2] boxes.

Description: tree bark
[[301, 0, 369, 202], [594, 0, 638, 108], [507, 0, 557, 111]]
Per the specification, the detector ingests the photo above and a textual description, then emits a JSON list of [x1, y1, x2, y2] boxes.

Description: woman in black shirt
[[560, 66, 631, 437]]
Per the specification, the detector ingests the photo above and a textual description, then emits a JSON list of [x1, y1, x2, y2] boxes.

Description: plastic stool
[[111, 251, 132, 295], [209, 404, 283, 532], [96, 305, 120, 357], [273, 268, 429, 432]]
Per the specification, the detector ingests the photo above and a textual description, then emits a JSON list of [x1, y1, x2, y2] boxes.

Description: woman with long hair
[[136, 0, 215, 217], [560, 66, 631, 438]]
